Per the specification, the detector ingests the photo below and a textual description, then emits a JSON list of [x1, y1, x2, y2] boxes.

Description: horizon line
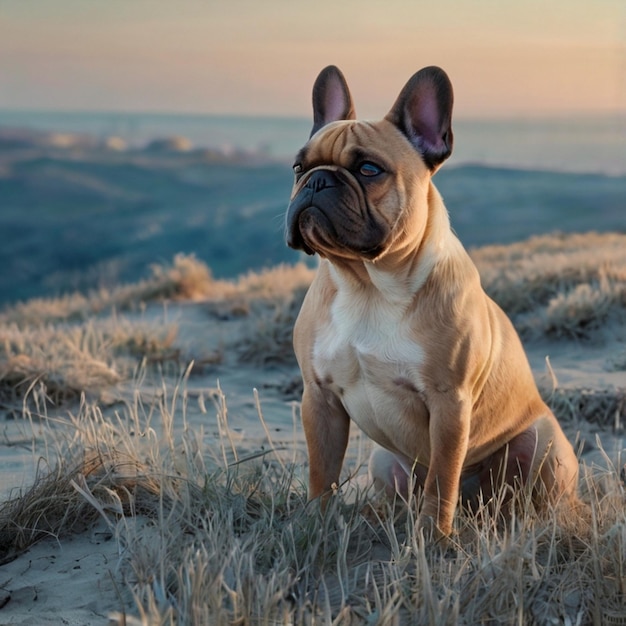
[[1, 106, 625, 124]]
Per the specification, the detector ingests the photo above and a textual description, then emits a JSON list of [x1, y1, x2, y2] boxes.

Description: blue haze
[[0, 112, 624, 305]]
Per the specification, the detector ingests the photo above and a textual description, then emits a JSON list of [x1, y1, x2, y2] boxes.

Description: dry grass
[[0, 254, 226, 327], [0, 374, 624, 625], [542, 386, 626, 431], [234, 286, 308, 366], [0, 259, 313, 411], [0, 255, 314, 328], [0, 316, 179, 409], [472, 232, 626, 339]]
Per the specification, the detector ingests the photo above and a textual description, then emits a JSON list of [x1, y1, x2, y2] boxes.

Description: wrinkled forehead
[[294, 119, 418, 170]]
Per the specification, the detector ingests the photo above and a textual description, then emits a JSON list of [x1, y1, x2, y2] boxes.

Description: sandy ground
[[0, 300, 624, 624], [0, 520, 121, 624]]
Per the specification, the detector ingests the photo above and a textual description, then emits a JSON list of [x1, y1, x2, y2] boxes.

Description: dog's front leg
[[421, 393, 471, 538], [301, 383, 351, 504]]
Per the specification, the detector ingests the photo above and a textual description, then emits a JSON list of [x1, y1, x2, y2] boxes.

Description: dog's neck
[[325, 182, 459, 302]]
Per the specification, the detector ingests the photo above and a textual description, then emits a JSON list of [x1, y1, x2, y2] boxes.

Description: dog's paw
[[418, 514, 450, 544]]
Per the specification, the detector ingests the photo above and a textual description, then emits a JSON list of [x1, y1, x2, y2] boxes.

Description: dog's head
[[285, 65, 454, 262]]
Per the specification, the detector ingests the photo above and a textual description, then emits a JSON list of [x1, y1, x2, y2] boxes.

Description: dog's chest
[[313, 286, 427, 445]]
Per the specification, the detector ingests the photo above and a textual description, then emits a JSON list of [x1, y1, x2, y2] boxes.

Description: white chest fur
[[312, 264, 428, 450], [313, 280, 424, 366]]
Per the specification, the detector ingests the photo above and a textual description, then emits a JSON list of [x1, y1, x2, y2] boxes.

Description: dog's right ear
[[310, 65, 356, 138]]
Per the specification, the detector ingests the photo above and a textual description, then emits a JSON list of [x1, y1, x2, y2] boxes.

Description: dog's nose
[[305, 169, 337, 193]]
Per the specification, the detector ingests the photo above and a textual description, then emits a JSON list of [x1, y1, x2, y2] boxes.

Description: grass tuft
[[472, 231, 626, 338]]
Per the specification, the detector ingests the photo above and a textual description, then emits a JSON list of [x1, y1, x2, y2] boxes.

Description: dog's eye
[[359, 162, 383, 177], [293, 163, 303, 175]]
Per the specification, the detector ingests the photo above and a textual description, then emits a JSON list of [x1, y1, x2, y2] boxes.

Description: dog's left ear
[[386, 66, 454, 170], [310, 65, 356, 138]]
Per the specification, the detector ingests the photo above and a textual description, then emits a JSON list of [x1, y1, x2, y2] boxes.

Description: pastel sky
[[1, 0, 624, 119]]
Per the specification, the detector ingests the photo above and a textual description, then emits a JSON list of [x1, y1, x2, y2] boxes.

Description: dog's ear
[[386, 66, 454, 170], [310, 65, 356, 138]]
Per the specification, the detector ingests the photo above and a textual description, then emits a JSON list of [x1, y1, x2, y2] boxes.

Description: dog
[[285, 65, 581, 538]]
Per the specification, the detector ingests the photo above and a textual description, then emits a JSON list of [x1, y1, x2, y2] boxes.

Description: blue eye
[[293, 163, 303, 174], [359, 162, 383, 177]]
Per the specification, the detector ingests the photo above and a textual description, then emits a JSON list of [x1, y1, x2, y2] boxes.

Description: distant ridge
[[1, 132, 624, 306]]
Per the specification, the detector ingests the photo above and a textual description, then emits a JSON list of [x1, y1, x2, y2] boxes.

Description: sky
[[1, 0, 624, 119]]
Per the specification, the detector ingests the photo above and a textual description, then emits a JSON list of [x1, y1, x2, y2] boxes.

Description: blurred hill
[[1, 128, 624, 306]]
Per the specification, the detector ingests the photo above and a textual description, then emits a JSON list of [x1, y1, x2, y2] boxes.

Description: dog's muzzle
[[285, 169, 341, 255]]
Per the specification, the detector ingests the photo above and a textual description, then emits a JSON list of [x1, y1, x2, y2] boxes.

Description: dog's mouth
[[287, 204, 385, 260], [288, 205, 336, 256]]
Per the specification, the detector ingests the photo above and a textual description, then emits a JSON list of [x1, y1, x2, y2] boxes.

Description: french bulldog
[[285, 65, 581, 538]]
